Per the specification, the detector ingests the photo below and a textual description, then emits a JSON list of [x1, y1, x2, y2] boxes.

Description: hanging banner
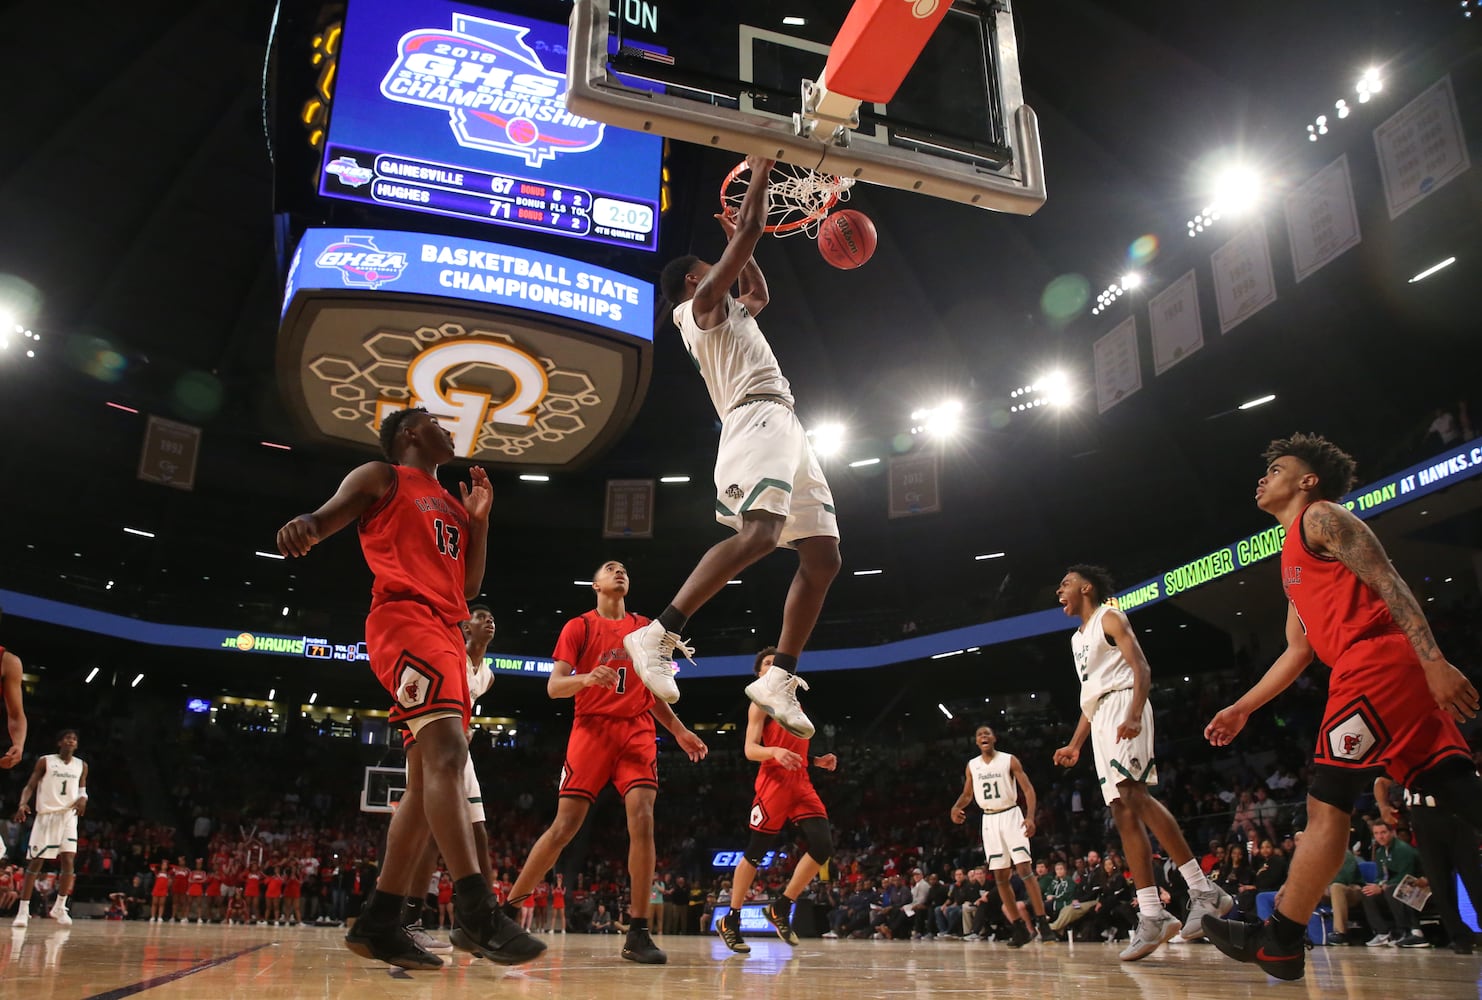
[[137, 416, 201, 491], [1093, 316, 1141, 414], [603, 479, 655, 538], [1148, 269, 1203, 375], [1285, 155, 1362, 283], [888, 452, 941, 519], [1211, 220, 1277, 334], [1374, 75, 1470, 220]]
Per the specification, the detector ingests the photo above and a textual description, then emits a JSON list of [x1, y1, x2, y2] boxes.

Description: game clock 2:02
[[593, 198, 654, 235]]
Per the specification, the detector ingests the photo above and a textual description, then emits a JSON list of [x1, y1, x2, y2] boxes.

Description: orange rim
[[719, 160, 845, 235]]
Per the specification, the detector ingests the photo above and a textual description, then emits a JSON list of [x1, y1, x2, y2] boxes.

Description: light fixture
[[937, 703, 954, 719], [281, 606, 290, 616], [573, 579, 593, 586], [269, 688, 276, 700], [810, 422, 847, 457], [975, 552, 1005, 560], [659, 475, 690, 484], [105, 580, 114, 590], [131, 673, 145, 688], [1408, 256, 1456, 283], [1238, 393, 1277, 410], [124, 527, 155, 538], [1120, 272, 1142, 290], [309, 692, 319, 704], [255, 550, 286, 560], [849, 457, 880, 468], [853, 568, 883, 576], [726, 579, 743, 585], [783, 15, 806, 26], [912, 399, 963, 439], [106, 401, 139, 414], [85, 667, 99, 684], [519, 474, 550, 482], [930, 650, 964, 660], [261, 441, 292, 451]]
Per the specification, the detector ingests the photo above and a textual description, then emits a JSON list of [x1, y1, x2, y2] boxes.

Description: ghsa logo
[[314, 236, 409, 290], [380, 13, 603, 167], [324, 155, 374, 188]]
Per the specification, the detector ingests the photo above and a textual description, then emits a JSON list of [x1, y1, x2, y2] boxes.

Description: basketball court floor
[[3, 922, 1476, 999]]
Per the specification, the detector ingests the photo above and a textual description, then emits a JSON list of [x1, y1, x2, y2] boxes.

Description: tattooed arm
[[1304, 500, 1478, 721]]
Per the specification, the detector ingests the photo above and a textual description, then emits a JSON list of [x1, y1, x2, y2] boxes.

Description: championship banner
[[1148, 269, 1203, 376], [1093, 316, 1141, 413], [1374, 75, 1470, 220], [603, 479, 655, 538], [1285, 155, 1361, 283], [1211, 220, 1277, 335], [137, 416, 201, 491], [888, 451, 941, 519]]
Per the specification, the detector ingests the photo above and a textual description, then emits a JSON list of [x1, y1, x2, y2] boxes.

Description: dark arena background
[[1, 0, 1480, 996]]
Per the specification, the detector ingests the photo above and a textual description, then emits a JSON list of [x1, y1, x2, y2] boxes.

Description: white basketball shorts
[[463, 753, 485, 825], [1090, 688, 1157, 805], [27, 810, 79, 860], [981, 806, 1032, 871], [713, 400, 838, 548]]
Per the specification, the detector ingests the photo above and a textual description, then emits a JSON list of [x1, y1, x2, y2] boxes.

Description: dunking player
[[1202, 434, 1481, 980], [400, 603, 500, 956], [507, 561, 708, 964], [0, 609, 26, 770], [716, 647, 837, 954], [635, 155, 842, 739], [1054, 566, 1234, 960], [949, 726, 1055, 946], [12, 729, 86, 927], [276, 406, 542, 969]]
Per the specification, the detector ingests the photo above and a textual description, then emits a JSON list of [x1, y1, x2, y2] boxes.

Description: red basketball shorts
[[366, 600, 469, 732], [1314, 634, 1470, 787], [748, 768, 827, 835], [558, 714, 658, 801]]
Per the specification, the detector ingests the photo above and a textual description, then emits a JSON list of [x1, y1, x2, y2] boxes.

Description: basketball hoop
[[720, 160, 853, 238]]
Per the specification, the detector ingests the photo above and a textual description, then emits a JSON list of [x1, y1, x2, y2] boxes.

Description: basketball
[[817, 210, 877, 270]]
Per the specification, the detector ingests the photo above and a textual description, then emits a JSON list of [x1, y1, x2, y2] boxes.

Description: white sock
[[1178, 859, 1212, 893], [1136, 886, 1164, 917]]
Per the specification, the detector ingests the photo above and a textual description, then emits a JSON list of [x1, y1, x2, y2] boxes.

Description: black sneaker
[[1008, 920, 1033, 949], [344, 921, 445, 971], [765, 900, 800, 946], [450, 898, 547, 966], [716, 912, 751, 954], [1201, 916, 1305, 981], [1324, 931, 1349, 946], [1035, 915, 1057, 942], [622, 925, 668, 964]]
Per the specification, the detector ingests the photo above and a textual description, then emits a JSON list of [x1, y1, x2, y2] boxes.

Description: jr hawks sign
[[279, 228, 653, 466]]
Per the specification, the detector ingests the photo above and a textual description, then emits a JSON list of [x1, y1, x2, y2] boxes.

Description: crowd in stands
[[3, 595, 1479, 961]]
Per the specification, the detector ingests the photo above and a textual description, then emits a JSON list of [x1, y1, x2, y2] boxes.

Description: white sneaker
[[12, 911, 28, 928], [821, 931, 839, 939], [744, 667, 815, 739], [1366, 931, 1395, 947], [1178, 886, 1234, 941], [622, 620, 692, 704], [50, 902, 71, 928], [406, 921, 454, 954], [1119, 910, 1182, 961]]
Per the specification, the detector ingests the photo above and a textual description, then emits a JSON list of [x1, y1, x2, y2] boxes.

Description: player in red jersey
[[276, 406, 542, 970], [716, 647, 837, 954], [1201, 433, 1481, 980], [0, 609, 28, 770], [506, 560, 708, 964]]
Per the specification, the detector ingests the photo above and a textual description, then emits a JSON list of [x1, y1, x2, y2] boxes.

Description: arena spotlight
[[1120, 272, 1142, 291], [911, 400, 964, 439], [810, 422, 847, 457], [519, 474, 550, 482], [659, 475, 691, 483], [1357, 68, 1383, 100], [309, 692, 319, 704], [1238, 393, 1277, 410], [1408, 256, 1456, 283], [85, 667, 99, 684], [269, 688, 276, 700], [132, 673, 145, 688], [1211, 165, 1262, 217], [937, 703, 954, 720]]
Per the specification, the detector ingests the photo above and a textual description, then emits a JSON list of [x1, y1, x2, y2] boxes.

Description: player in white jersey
[[402, 604, 499, 954], [1052, 566, 1232, 959], [637, 154, 841, 740], [949, 726, 1055, 945], [12, 729, 87, 927]]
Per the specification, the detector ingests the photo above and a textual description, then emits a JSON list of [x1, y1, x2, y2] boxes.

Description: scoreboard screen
[[320, 0, 663, 251]]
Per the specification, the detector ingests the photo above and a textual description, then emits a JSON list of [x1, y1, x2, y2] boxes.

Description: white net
[[721, 160, 854, 238]]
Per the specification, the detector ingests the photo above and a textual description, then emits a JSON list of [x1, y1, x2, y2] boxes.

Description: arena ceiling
[[0, 0, 1478, 713]]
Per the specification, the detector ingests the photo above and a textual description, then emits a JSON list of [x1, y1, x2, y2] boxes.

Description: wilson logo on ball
[[817, 210, 878, 270]]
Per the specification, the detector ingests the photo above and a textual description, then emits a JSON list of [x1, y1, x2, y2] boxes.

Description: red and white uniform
[[360, 465, 472, 731], [555, 611, 658, 801], [748, 718, 827, 834], [1284, 505, 1469, 785], [188, 868, 207, 897]]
